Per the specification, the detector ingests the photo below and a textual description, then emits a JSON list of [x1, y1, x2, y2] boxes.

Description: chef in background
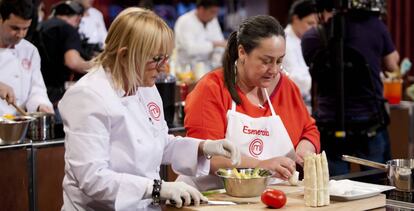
[[75, 0, 107, 55], [0, 0, 53, 115], [174, 0, 226, 70], [282, 0, 318, 105], [36, 1, 92, 106], [180, 15, 320, 190], [58, 8, 240, 210]]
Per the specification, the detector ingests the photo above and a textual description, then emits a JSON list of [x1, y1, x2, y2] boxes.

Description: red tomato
[[261, 189, 287, 209]]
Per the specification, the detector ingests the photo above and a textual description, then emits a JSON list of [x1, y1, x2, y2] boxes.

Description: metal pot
[[27, 112, 55, 141], [343, 155, 414, 192]]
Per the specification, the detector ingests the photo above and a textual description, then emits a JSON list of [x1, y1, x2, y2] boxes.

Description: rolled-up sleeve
[[59, 88, 151, 209]]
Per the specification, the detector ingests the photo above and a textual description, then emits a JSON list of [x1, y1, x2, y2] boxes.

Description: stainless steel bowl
[[0, 116, 35, 145], [216, 168, 273, 197]]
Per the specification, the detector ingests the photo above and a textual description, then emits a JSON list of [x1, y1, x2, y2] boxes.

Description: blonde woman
[[58, 8, 240, 210]]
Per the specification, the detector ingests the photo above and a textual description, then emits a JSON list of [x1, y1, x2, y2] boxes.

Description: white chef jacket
[[59, 66, 209, 211], [174, 10, 225, 69], [79, 7, 108, 46], [282, 24, 312, 100], [0, 39, 52, 115]]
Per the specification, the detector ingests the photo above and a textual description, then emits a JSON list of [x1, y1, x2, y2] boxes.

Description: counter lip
[[0, 138, 64, 150]]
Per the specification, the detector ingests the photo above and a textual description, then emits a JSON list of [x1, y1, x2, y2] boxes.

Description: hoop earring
[[234, 60, 238, 84]]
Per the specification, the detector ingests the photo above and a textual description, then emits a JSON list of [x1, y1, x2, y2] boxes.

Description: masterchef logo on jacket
[[242, 126, 270, 136]]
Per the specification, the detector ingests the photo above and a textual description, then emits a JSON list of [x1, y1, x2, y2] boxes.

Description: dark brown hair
[[223, 15, 285, 104], [0, 0, 33, 20]]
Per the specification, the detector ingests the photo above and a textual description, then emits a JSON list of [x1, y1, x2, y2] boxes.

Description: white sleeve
[[25, 48, 53, 112], [174, 17, 214, 56], [59, 88, 152, 209], [162, 134, 210, 177], [96, 10, 108, 45], [282, 45, 311, 96], [209, 18, 225, 41]]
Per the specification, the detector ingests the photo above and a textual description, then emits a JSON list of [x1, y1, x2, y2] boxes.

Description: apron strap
[[231, 89, 277, 116], [231, 100, 237, 111], [263, 88, 277, 116]]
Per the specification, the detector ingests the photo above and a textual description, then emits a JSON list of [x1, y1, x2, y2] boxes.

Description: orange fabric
[[184, 69, 320, 152]]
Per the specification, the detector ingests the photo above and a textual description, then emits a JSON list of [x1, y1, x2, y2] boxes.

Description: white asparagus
[[304, 155, 311, 206], [304, 154, 318, 207], [321, 151, 330, 205], [316, 154, 324, 206], [304, 152, 330, 207]]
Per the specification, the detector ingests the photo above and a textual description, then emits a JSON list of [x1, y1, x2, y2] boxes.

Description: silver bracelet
[[151, 179, 162, 205]]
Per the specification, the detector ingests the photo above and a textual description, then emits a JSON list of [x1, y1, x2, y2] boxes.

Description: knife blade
[[205, 200, 256, 206], [168, 199, 257, 206]]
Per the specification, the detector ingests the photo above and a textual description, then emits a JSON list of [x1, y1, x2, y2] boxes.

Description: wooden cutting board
[[164, 183, 386, 211]]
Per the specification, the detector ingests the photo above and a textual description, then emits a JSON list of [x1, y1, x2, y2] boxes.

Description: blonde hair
[[94, 7, 174, 94]]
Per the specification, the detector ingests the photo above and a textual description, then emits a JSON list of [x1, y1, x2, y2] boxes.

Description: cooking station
[[0, 125, 185, 211], [332, 169, 414, 210], [159, 169, 414, 211], [1, 102, 413, 211], [1, 137, 414, 210]]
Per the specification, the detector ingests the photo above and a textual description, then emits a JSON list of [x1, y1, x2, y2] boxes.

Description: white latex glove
[[160, 181, 208, 208], [203, 139, 241, 166]]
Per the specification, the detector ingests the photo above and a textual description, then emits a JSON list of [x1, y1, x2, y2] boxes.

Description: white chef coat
[[0, 39, 52, 115], [282, 24, 312, 101], [59, 66, 209, 211], [79, 7, 108, 46], [174, 10, 225, 69]]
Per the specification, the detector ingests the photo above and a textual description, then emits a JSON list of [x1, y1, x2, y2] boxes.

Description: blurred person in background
[[174, 0, 226, 71], [75, 0, 107, 57], [282, 0, 318, 105], [0, 0, 53, 115], [301, 0, 399, 176], [35, 0, 92, 107], [179, 15, 320, 191], [58, 7, 240, 210]]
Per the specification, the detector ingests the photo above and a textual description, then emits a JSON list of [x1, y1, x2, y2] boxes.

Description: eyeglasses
[[148, 54, 169, 70]]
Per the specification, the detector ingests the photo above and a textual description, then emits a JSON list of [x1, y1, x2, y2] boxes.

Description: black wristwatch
[[151, 179, 162, 205]]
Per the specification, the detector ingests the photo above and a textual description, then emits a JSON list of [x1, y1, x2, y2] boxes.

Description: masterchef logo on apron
[[249, 138, 264, 157], [147, 102, 161, 121]]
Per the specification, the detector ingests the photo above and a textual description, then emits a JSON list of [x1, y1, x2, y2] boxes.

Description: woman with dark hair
[[181, 15, 320, 190]]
